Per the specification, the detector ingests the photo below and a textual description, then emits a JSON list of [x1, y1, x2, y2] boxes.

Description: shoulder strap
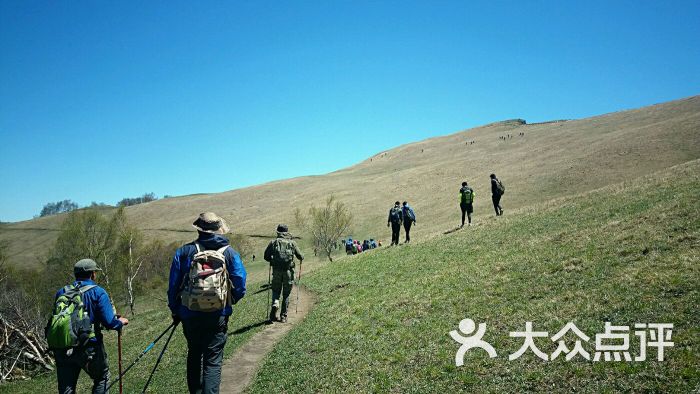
[[78, 285, 97, 294], [216, 245, 230, 254], [194, 242, 201, 253]]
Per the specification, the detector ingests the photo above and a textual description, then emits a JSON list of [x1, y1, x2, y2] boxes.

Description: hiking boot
[[269, 306, 278, 323], [280, 314, 288, 323]]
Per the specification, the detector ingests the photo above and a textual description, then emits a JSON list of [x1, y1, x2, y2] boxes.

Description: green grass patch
[[250, 161, 700, 393]]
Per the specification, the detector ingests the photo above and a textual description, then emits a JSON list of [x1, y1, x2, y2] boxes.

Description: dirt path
[[220, 286, 315, 393]]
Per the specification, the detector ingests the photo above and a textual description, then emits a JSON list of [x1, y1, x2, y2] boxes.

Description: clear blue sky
[[1, 1, 699, 222]]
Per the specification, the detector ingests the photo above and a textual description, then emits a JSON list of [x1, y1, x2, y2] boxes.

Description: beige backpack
[[180, 243, 231, 312]]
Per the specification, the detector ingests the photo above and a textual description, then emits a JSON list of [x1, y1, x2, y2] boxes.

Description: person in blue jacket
[[168, 212, 247, 394], [402, 201, 417, 243], [54, 258, 129, 394]]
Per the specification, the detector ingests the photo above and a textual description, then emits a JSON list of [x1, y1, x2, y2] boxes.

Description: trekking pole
[[117, 328, 123, 394], [106, 322, 175, 391], [296, 260, 302, 314], [266, 264, 272, 321], [141, 322, 179, 393]]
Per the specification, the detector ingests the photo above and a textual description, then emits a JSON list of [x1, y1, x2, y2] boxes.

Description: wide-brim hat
[[192, 212, 230, 234]]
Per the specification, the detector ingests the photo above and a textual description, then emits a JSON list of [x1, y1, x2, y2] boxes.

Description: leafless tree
[[294, 195, 353, 262]]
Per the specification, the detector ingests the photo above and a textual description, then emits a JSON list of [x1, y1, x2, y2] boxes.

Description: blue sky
[[1, 1, 699, 222]]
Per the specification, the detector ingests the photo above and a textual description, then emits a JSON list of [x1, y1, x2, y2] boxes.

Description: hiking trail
[[220, 286, 314, 393]]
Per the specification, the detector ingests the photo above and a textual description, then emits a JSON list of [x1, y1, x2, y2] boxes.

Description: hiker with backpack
[[490, 173, 505, 216], [48, 258, 129, 394], [264, 224, 304, 323], [402, 201, 416, 243], [459, 181, 475, 227], [387, 201, 404, 246], [167, 212, 247, 394]]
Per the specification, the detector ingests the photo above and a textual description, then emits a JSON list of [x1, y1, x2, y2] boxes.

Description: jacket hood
[[196, 232, 230, 249]]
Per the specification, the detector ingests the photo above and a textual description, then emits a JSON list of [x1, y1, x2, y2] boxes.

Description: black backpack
[[389, 206, 402, 223]]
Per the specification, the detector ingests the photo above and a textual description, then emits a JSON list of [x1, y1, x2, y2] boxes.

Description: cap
[[74, 258, 103, 275]]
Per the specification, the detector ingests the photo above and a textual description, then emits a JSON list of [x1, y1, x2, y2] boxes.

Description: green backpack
[[271, 238, 295, 269], [460, 187, 474, 204], [45, 284, 96, 349]]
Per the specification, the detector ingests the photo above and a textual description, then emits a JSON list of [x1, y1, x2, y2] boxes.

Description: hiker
[[50, 258, 129, 394], [490, 173, 505, 216], [370, 239, 377, 249], [263, 224, 303, 323], [459, 181, 475, 227], [345, 238, 353, 255], [387, 201, 404, 245], [168, 212, 247, 394], [402, 201, 416, 243]]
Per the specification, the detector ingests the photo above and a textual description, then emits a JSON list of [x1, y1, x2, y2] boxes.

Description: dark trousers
[[182, 315, 229, 394], [271, 267, 295, 317], [55, 341, 109, 394], [403, 221, 413, 242], [492, 194, 503, 215], [390, 222, 401, 245], [460, 203, 473, 226]]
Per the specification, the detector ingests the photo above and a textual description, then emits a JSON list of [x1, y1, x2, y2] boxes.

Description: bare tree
[[294, 195, 353, 262]]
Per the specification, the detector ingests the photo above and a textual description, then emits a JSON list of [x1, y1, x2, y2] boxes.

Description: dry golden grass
[[2, 95, 699, 267]]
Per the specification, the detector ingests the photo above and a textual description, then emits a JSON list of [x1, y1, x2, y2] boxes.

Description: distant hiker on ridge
[[48, 259, 129, 394], [387, 201, 404, 246], [459, 181, 475, 227], [264, 224, 303, 323], [490, 173, 505, 216], [402, 201, 416, 243], [168, 212, 247, 394]]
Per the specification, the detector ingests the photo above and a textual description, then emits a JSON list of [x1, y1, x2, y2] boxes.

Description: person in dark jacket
[[264, 224, 303, 323], [490, 173, 504, 216], [402, 201, 416, 243], [459, 181, 475, 227], [54, 259, 129, 394], [168, 212, 247, 394], [387, 201, 404, 245]]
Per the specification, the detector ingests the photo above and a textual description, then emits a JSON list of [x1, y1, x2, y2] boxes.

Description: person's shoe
[[269, 306, 278, 323], [280, 314, 288, 323], [468, 222, 472, 227]]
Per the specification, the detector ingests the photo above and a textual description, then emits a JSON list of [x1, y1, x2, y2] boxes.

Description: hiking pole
[[266, 264, 272, 321], [296, 260, 302, 314], [141, 321, 179, 393], [106, 321, 176, 391], [117, 328, 123, 394]]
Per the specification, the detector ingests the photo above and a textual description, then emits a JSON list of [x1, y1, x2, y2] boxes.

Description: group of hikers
[[46, 213, 304, 394], [45, 174, 506, 393], [344, 238, 380, 254]]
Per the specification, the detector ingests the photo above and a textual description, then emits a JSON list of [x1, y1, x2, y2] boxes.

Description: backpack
[[404, 207, 416, 222], [269, 238, 295, 269], [180, 243, 231, 312], [352, 243, 358, 254], [460, 187, 474, 204], [389, 206, 402, 223], [495, 179, 506, 195], [45, 283, 97, 349]]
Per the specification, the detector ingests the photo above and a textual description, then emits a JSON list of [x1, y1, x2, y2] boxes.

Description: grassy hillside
[[249, 160, 700, 393], [2, 95, 699, 268]]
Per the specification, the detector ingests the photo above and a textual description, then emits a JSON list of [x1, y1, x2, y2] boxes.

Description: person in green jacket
[[264, 224, 304, 323], [459, 181, 475, 227]]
